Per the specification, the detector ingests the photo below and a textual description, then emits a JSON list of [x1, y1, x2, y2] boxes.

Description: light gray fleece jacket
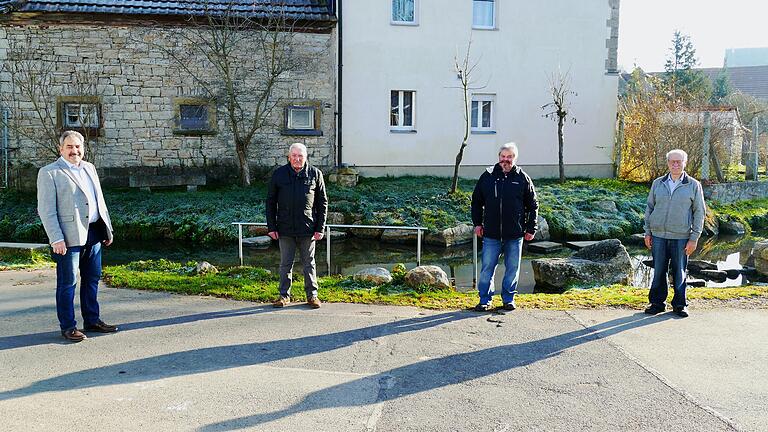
[[643, 172, 706, 241]]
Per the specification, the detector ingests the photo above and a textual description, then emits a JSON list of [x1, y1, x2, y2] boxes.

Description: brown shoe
[[273, 296, 290, 308], [84, 320, 118, 333], [307, 296, 321, 309], [61, 328, 87, 342]]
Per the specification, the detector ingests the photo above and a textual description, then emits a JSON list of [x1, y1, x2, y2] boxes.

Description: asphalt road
[[1, 268, 766, 431]]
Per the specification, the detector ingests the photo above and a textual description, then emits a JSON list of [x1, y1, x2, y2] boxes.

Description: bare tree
[[0, 35, 103, 161], [541, 68, 577, 183], [154, 2, 312, 186], [449, 39, 484, 195]]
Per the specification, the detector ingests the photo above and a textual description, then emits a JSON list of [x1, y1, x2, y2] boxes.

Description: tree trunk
[[450, 140, 467, 194], [557, 115, 565, 183], [235, 140, 251, 187]]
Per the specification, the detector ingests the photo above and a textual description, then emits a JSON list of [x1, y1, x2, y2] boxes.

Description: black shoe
[[673, 306, 689, 318], [502, 301, 516, 311], [644, 304, 665, 315], [84, 320, 118, 333], [474, 303, 492, 312]]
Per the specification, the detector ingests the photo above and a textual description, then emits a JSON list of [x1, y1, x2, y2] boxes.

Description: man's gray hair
[[498, 142, 519, 159], [289, 142, 308, 157], [59, 130, 84, 147], [666, 149, 688, 163]]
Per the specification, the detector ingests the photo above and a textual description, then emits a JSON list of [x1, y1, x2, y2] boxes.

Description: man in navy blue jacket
[[471, 143, 538, 312], [266, 143, 328, 309]]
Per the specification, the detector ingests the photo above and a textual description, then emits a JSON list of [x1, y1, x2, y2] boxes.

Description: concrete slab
[[565, 240, 599, 250], [526, 241, 563, 254]]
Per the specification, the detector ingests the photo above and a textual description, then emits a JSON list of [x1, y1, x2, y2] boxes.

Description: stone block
[[527, 241, 563, 254]]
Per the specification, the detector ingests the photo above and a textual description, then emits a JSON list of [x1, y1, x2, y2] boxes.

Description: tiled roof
[[1, 0, 335, 21], [699, 65, 768, 101]]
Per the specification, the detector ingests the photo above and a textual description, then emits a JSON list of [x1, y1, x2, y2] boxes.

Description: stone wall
[[703, 181, 768, 204], [0, 23, 336, 185]]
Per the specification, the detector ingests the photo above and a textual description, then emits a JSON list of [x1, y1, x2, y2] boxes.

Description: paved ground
[[1, 268, 766, 432]]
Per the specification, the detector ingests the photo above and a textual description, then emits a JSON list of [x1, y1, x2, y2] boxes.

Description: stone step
[[565, 241, 599, 250], [526, 241, 563, 254]]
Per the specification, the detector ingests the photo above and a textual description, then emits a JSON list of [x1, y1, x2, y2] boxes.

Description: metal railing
[[232, 222, 428, 275]]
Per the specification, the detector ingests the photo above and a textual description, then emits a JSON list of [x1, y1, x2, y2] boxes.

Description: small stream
[[104, 232, 766, 294]]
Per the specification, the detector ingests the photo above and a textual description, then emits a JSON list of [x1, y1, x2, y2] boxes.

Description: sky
[[618, 0, 768, 72]]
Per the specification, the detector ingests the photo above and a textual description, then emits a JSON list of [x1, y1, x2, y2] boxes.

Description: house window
[[173, 97, 217, 136], [56, 96, 102, 136], [283, 104, 322, 136], [472, 0, 495, 29], [63, 103, 99, 128], [390, 90, 415, 131], [471, 94, 495, 132], [392, 0, 417, 25]]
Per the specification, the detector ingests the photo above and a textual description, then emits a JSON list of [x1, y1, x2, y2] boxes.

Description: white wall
[[341, 0, 619, 176]]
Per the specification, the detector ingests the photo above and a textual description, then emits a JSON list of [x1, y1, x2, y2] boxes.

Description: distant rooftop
[[699, 65, 768, 101], [725, 47, 768, 68], [0, 0, 336, 21]]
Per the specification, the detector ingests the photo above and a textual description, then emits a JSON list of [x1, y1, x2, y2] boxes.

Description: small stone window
[[56, 96, 102, 136], [173, 97, 217, 136], [282, 103, 322, 136]]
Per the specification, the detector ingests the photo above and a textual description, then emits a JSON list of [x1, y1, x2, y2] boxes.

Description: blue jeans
[[649, 236, 688, 309], [51, 231, 103, 332], [477, 237, 523, 306]]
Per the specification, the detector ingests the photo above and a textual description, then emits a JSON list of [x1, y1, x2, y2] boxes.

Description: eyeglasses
[[668, 160, 685, 165]]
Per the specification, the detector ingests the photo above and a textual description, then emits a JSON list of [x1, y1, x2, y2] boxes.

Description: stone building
[[0, 0, 337, 187]]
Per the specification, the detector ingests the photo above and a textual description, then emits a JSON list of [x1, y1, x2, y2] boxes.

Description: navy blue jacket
[[471, 164, 538, 240], [266, 163, 328, 237]]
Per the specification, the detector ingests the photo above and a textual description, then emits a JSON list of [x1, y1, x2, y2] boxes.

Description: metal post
[[416, 228, 422, 266], [2, 108, 8, 188], [701, 112, 711, 181], [472, 233, 478, 290], [237, 223, 243, 266], [326, 225, 331, 276]]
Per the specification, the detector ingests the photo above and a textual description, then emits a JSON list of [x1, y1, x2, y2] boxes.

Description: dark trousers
[[278, 236, 318, 299], [52, 221, 107, 331], [649, 236, 688, 309]]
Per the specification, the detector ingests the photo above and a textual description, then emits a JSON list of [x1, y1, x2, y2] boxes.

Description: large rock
[[242, 236, 272, 247], [533, 215, 550, 241], [354, 267, 393, 285], [703, 208, 719, 237], [425, 223, 474, 247], [381, 229, 418, 243], [531, 239, 632, 290], [754, 240, 768, 276], [405, 265, 451, 290], [349, 228, 383, 239], [719, 218, 746, 236], [326, 211, 346, 225], [192, 261, 218, 275]]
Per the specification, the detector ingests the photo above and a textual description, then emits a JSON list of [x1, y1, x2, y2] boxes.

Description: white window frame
[[391, 0, 418, 25], [63, 102, 99, 128], [390, 90, 416, 131], [471, 94, 495, 133], [287, 106, 315, 130], [472, 0, 496, 30]]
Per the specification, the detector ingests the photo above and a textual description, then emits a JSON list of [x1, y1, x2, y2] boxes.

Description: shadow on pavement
[[197, 312, 671, 431]]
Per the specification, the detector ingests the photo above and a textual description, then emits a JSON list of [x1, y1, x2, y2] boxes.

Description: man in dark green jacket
[[266, 143, 328, 309], [643, 149, 705, 317]]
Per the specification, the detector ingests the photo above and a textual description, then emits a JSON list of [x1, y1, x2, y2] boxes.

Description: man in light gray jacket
[[37, 130, 117, 342], [643, 149, 706, 318]]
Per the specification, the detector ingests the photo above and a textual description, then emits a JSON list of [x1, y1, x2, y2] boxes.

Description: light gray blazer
[[37, 158, 114, 247]]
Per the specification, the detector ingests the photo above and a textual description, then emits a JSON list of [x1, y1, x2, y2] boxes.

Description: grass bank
[[103, 260, 768, 310], [0, 249, 53, 271], [3, 177, 767, 245]]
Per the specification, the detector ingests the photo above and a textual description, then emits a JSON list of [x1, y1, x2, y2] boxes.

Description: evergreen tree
[[710, 68, 731, 105], [662, 30, 711, 104]]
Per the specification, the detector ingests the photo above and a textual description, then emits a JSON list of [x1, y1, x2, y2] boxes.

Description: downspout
[[2, 107, 8, 188], [335, 0, 343, 167]]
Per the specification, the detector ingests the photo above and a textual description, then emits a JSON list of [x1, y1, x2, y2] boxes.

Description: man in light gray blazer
[[37, 130, 117, 342]]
